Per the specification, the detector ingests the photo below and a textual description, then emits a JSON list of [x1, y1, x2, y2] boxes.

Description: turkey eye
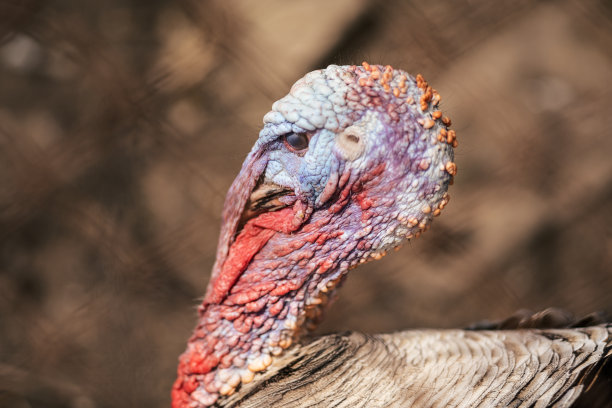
[[284, 133, 309, 151]]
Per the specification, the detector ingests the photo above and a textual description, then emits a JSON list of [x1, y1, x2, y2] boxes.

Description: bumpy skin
[[172, 63, 457, 407]]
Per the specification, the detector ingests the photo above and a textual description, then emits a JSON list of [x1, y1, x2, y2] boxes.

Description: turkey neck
[[173, 194, 378, 404]]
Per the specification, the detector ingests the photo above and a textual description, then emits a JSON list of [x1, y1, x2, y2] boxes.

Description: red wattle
[[204, 207, 299, 305]]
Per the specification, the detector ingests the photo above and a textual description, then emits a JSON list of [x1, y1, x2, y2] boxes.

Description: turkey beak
[[239, 179, 294, 227]]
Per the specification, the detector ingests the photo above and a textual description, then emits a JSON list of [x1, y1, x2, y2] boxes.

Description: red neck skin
[[172, 166, 393, 407], [172, 211, 341, 406]]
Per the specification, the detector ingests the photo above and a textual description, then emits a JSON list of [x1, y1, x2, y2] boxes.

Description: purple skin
[[172, 64, 456, 407]]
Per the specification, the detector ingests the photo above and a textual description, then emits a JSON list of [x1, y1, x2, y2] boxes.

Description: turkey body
[[221, 327, 612, 408], [172, 64, 611, 408]]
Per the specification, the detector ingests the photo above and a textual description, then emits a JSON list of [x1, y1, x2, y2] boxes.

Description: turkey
[[172, 63, 612, 408]]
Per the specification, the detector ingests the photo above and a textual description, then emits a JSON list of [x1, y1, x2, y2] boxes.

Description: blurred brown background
[[0, 0, 611, 407]]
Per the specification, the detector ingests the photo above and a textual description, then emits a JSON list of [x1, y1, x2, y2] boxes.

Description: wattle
[[205, 206, 301, 305]]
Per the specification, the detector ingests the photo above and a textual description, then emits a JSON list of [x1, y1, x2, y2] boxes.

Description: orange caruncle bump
[[436, 128, 458, 147], [393, 88, 400, 97], [445, 161, 458, 176], [247, 354, 272, 373], [442, 116, 452, 126], [437, 128, 447, 143], [446, 129, 457, 147], [415, 74, 427, 90], [362, 61, 371, 71], [278, 336, 292, 349], [432, 111, 442, 119], [422, 118, 435, 129], [372, 251, 387, 260], [219, 384, 236, 396], [419, 86, 433, 112], [241, 370, 255, 384], [438, 192, 450, 210]]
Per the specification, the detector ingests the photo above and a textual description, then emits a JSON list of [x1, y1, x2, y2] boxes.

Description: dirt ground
[[1, 0, 611, 407]]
